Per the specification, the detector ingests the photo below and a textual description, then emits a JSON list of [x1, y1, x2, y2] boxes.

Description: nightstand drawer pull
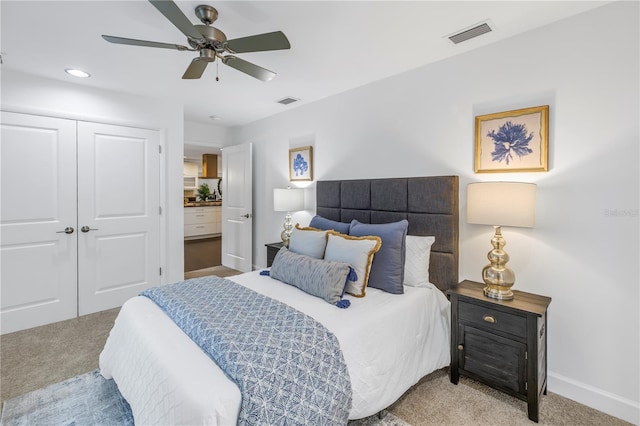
[[483, 315, 496, 324], [457, 345, 464, 351]]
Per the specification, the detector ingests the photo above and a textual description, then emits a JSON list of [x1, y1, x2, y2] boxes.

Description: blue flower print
[[487, 121, 534, 165], [293, 153, 308, 176]]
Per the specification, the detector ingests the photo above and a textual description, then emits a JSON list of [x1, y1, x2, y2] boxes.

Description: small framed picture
[[289, 146, 313, 181], [475, 105, 549, 173]]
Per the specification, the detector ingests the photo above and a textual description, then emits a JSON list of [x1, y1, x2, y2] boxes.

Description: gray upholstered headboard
[[316, 176, 459, 293]]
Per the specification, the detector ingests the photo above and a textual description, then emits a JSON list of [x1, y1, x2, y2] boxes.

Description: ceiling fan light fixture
[[65, 68, 91, 78]]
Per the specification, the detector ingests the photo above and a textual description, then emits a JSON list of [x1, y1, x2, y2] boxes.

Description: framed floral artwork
[[475, 105, 549, 173], [289, 146, 313, 181]]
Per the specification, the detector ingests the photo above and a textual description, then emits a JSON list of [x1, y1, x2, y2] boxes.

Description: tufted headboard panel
[[316, 176, 459, 293]]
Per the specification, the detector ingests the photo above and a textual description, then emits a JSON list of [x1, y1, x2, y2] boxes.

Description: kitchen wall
[[230, 2, 639, 423], [1, 69, 185, 285], [184, 121, 226, 201]]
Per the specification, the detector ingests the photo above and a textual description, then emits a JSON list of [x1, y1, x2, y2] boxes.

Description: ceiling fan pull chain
[[216, 59, 219, 82]]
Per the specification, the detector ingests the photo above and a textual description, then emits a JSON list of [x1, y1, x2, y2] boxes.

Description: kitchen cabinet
[[184, 206, 221, 238], [202, 154, 218, 178], [183, 162, 198, 189]]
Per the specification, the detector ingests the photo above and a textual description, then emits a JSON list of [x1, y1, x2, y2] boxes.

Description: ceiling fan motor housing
[[189, 25, 227, 53]]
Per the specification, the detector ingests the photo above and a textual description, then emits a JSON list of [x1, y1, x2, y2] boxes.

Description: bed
[[99, 175, 459, 425]]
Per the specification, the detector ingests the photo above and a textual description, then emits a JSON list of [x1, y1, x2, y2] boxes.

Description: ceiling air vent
[[277, 97, 299, 105], [448, 21, 493, 45]]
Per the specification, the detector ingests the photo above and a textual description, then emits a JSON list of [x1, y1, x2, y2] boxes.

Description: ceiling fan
[[102, 0, 290, 82]]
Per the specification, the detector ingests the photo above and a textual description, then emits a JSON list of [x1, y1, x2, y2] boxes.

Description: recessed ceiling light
[[65, 68, 91, 78]]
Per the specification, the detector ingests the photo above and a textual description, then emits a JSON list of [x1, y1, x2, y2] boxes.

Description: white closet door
[[1, 112, 78, 334], [77, 122, 161, 315]]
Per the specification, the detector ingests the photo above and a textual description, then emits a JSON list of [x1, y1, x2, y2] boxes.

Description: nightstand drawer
[[459, 300, 527, 338]]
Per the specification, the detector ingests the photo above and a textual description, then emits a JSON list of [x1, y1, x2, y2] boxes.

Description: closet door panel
[[0, 112, 78, 334], [77, 122, 160, 315]]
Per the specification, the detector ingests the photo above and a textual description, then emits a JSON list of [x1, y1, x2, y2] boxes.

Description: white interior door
[[221, 143, 253, 272], [77, 122, 160, 315], [1, 112, 78, 334]]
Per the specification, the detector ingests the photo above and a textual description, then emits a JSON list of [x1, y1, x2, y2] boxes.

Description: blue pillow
[[309, 215, 350, 234], [270, 247, 354, 307], [349, 219, 408, 294]]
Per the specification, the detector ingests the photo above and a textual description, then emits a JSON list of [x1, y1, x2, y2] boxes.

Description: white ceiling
[[1, 1, 609, 128]]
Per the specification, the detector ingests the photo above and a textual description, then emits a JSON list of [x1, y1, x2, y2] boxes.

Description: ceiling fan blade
[[148, 0, 203, 41], [182, 58, 209, 79], [225, 31, 290, 53], [222, 56, 276, 82], [102, 35, 192, 51]]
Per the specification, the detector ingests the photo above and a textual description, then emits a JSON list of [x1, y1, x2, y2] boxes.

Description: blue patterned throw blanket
[[141, 276, 352, 425]]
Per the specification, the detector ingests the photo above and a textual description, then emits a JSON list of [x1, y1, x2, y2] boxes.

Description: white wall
[[230, 2, 639, 423], [184, 120, 228, 146], [1, 70, 185, 285]]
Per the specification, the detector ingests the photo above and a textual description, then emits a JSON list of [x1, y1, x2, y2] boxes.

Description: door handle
[[56, 227, 75, 234], [241, 213, 252, 218], [80, 226, 99, 233]]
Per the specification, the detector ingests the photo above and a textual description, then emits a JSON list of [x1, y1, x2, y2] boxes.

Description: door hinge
[[159, 206, 162, 215], [159, 267, 162, 276], [158, 145, 162, 154]]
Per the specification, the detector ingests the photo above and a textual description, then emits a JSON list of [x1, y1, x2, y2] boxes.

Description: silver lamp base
[[280, 212, 293, 247], [482, 226, 515, 301]]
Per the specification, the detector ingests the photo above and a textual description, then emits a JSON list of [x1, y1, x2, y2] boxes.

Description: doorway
[[183, 143, 223, 274]]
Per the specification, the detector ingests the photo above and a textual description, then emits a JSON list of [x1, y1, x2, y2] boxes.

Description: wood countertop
[[184, 201, 222, 207]]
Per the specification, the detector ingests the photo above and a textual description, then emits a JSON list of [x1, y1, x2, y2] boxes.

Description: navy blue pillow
[[309, 215, 350, 234], [349, 219, 408, 294]]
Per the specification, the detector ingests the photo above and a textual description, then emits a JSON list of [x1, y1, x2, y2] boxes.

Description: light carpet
[[0, 369, 408, 426]]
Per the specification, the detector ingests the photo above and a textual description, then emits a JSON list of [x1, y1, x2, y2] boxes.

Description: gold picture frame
[[289, 146, 313, 181], [475, 105, 549, 173]]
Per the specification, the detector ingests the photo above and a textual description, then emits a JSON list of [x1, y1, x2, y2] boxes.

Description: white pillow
[[403, 235, 435, 287], [288, 224, 328, 259], [324, 232, 381, 297]]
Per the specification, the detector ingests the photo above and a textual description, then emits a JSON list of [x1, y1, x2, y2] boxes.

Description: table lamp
[[467, 182, 536, 300], [273, 187, 304, 247]]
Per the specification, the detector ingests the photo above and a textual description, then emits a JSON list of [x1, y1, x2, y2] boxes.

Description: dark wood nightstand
[[447, 280, 551, 422], [265, 242, 284, 267]]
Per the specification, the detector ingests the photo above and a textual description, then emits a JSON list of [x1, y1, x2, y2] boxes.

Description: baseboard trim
[[548, 371, 639, 425]]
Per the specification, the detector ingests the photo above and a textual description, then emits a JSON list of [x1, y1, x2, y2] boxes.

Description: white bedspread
[[99, 271, 450, 425]]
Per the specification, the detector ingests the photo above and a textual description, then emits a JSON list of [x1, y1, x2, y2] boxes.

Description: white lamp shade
[[467, 182, 536, 228], [273, 188, 304, 212]]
